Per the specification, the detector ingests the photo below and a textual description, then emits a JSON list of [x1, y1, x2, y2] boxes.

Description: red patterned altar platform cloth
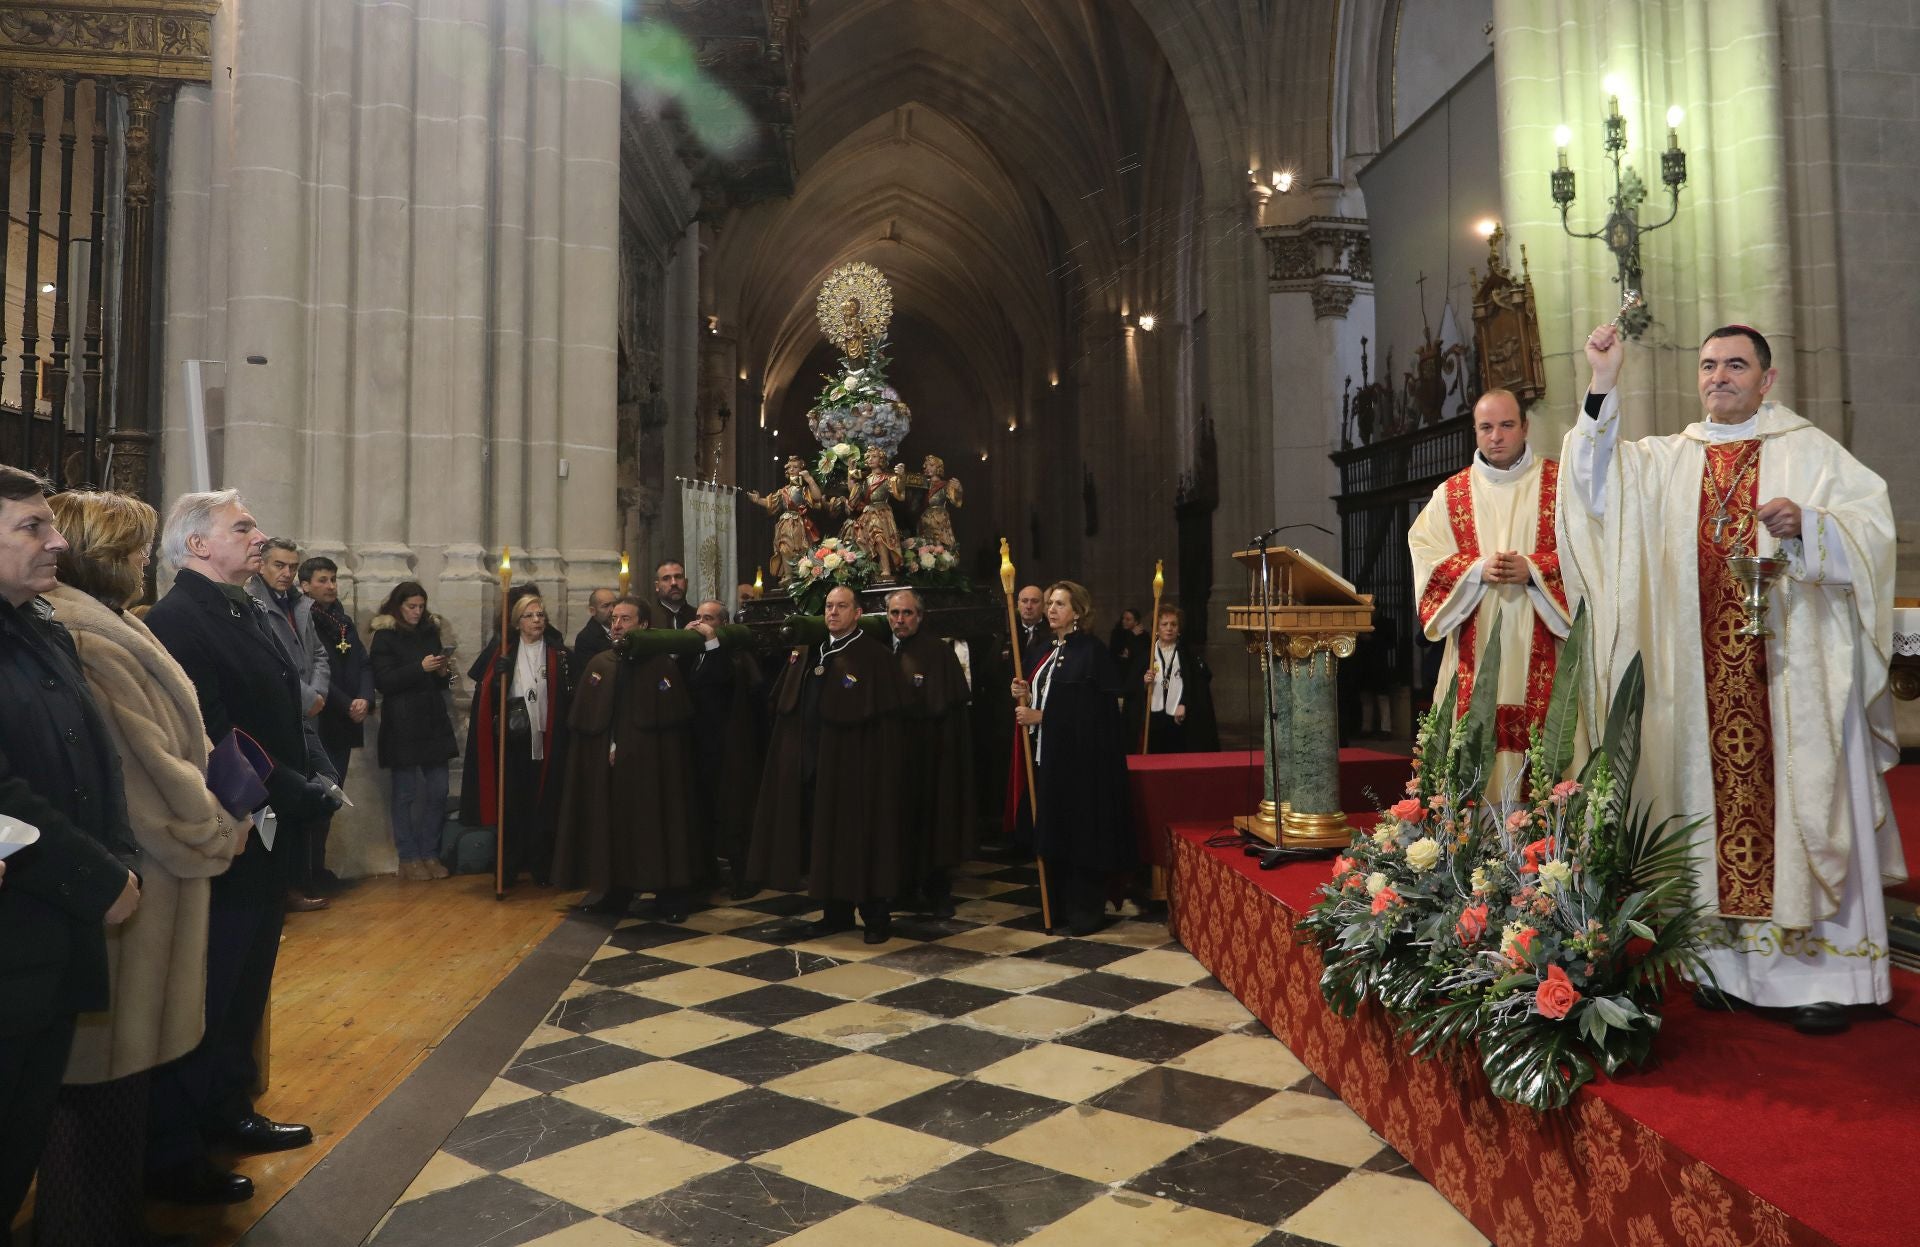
[[1126, 747, 1408, 866], [1168, 822, 1920, 1247]]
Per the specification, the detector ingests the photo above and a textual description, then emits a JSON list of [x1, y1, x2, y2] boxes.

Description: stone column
[[1258, 648, 1293, 831]]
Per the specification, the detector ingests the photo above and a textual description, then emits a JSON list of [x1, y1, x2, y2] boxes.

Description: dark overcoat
[[552, 650, 698, 892], [748, 631, 907, 900], [368, 613, 459, 769], [0, 596, 137, 1034], [685, 643, 764, 855], [1032, 632, 1136, 874], [312, 597, 374, 753], [146, 568, 322, 905], [893, 629, 975, 875], [459, 636, 572, 828], [573, 619, 613, 664]]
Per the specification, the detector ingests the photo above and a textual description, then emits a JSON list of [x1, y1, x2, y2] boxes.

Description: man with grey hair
[[144, 490, 327, 1203], [247, 536, 338, 908]]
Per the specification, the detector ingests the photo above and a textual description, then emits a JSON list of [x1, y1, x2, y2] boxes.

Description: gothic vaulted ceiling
[[703, 0, 1202, 467]]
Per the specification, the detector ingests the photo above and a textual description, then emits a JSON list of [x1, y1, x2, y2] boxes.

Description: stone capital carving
[[1310, 281, 1357, 320], [1258, 216, 1373, 294]]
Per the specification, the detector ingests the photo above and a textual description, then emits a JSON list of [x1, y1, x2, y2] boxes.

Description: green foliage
[[1297, 638, 1714, 1113]]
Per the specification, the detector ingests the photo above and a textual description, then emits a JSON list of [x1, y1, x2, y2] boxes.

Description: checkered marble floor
[[368, 862, 1489, 1247]]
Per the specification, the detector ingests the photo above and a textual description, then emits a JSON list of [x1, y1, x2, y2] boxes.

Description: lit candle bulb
[[1554, 125, 1571, 170], [1666, 105, 1683, 150]]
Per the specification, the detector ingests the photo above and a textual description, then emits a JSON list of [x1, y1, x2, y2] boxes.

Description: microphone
[[1250, 521, 1337, 545]]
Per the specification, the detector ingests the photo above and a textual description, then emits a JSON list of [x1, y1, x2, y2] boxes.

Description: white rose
[[920, 551, 937, 568], [1371, 826, 1394, 848], [1470, 866, 1490, 894], [1538, 860, 1573, 892], [1405, 838, 1441, 872], [833, 442, 854, 457], [823, 553, 844, 570], [1365, 872, 1388, 898]]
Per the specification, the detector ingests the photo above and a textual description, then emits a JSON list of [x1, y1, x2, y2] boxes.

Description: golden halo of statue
[[816, 261, 893, 359]]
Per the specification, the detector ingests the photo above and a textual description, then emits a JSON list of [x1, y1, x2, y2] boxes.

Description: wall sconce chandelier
[[1550, 92, 1687, 338]]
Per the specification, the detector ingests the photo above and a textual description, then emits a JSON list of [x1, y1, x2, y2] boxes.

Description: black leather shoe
[[862, 920, 892, 945], [659, 904, 690, 924], [806, 915, 855, 938], [217, 1112, 313, 1154], [929, 898, 958, 920], [729, 881, 760, 901], [1790, 1002, 1850, 1035], [148, 1160, 254, 1205]]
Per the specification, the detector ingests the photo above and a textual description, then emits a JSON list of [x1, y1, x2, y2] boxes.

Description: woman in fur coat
[[39, 490, 245, 1244]]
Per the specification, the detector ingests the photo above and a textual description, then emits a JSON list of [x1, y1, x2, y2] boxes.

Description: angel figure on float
[[748, 455, 826, 586]]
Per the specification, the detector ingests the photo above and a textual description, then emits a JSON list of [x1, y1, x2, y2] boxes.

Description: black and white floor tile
[[369, 863, 1488, 1247]]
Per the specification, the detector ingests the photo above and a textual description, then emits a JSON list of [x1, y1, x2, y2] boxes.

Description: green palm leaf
[[1537, 602, 1589, 780]]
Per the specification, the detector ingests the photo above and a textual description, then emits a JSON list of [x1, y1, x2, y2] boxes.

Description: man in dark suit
[[573, 587, 617, 662], [302, 555, 372, 893], [144, 489, 332, 1204], [653, 560, 692, 629], [0, 464, 142, 1227], [685, 598, 763, 898]]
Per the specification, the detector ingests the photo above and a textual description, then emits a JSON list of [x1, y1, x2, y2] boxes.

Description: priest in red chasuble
[[1410, 388, 1572, 799], [1564, 323, 1905, 1032]]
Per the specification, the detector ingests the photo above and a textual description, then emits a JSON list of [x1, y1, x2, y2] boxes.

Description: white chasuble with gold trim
[[1560, 394, 1905, 1007], [1410, 446, 1572, 800]]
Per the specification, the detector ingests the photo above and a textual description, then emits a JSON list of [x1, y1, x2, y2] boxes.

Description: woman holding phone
[[369, 582, 459, 879]]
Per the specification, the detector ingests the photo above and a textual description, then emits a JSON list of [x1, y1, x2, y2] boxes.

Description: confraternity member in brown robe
[[552, 598, 702, 923], [686, 598, 765, 899], [887, 588, 974, 917], [748, 585, 907, 943]]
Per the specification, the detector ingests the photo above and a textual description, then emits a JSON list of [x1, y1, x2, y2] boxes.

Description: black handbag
[[505, 695, 532, 738]]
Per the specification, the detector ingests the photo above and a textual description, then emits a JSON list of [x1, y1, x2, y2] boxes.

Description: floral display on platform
[[1299, 606, 1715, 1110], [899, 536, 967, 590], [808, 351, 914, 473], [787, 537, 878, 614]]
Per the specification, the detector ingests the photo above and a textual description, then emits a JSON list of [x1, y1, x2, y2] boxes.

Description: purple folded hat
[[207, 729, 273, 818]]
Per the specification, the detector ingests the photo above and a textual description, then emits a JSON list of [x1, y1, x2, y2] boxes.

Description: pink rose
[[1506, 809, 1531, 831], [1535, 964, 1582, 1020], [1389, 798, 1427, 825], [1370, 886, 1401, 915]]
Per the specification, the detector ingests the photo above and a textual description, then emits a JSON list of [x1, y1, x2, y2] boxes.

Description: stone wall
[[159, 0, 625, 874], [1823, 1, 1920, 589]]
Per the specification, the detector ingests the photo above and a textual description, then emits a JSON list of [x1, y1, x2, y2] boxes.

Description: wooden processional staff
[[1140, 559, 1164, 754], [1000, 538, 1053, 932], [495, 547, 511, 901]]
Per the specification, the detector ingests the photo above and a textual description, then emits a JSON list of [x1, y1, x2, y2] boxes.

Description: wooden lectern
[[1228, 546, 1374, 849]]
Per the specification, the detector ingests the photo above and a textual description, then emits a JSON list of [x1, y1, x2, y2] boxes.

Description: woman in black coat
[[1012, 580, 1135, 935], [369, 582, 458, 880], [459, 594, 571, 887]]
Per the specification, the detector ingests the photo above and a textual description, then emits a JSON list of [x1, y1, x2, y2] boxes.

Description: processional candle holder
[[1726, 548, 1788, 639]]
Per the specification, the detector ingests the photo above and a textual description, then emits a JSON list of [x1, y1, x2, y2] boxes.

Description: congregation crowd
[[0, 467, 1220, 1246]]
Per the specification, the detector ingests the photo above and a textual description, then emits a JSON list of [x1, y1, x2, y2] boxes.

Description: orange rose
[[1535, 964, 1582, 1020], [1389, 798, 1427, 824], [1455, 902, 1489, 944], [1331, 855, 1356, 878], [1520, 835, 1557, 874], [1370, 885, 1401, 915]]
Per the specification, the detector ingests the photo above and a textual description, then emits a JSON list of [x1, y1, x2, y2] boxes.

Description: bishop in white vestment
[[1561, 324, 1905, 1028], [1410, 389, 1572, 799]]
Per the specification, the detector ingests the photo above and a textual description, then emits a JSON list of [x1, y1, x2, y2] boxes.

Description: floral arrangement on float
[[788, 537, 878, 614], [807, 262, 913, 494], [1298, 606, 1715, 1111], [899, 537, 968, 590]]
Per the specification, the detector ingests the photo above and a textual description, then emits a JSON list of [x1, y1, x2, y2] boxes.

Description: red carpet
[[1127, 748, 1407, 865], [1170, 823, 1920, 1247]]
